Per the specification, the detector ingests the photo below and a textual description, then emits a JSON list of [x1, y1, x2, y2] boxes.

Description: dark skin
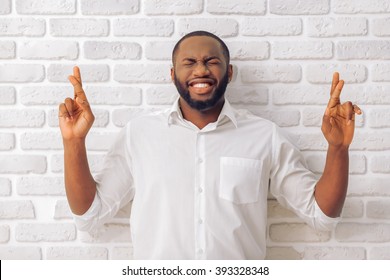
[[171, 36, 233, 129], [59, 35, 361, 218]]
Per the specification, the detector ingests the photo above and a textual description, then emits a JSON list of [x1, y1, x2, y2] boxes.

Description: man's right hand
[[59, 66, 95, 140]]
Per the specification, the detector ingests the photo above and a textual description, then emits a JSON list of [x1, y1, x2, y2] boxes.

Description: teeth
[[193, 83, 209, 88]]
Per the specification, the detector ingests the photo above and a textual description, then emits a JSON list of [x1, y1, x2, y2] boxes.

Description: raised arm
[[314, 72, 362, 218], [59, 66, 96, 215]]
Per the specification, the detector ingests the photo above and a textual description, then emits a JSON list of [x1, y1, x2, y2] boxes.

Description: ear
[[228, 64, 233, 83], [170, 67, 175, 82]]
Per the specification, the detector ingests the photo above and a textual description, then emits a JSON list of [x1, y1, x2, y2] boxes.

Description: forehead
[[176, 36, 224, 58]]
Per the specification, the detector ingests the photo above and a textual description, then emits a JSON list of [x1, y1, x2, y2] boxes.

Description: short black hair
[[172, 30, 230, 66]]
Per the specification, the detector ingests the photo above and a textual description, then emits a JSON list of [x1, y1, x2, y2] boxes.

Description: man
[[59, 31, 361, 259]]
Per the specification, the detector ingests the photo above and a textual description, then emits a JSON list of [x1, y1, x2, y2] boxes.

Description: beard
[[174, 71, 229, 112]]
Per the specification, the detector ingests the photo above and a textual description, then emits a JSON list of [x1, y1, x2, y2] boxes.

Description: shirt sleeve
[[72, 123, 135, 232], [269, 124, 340, 231]]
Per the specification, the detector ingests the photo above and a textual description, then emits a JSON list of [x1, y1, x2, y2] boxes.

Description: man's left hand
[[321, 72, 362, 148]]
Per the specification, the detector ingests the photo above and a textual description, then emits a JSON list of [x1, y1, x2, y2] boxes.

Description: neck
[[179, 97, 225, 129]]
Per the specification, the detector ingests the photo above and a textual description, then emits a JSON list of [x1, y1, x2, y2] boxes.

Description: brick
[[47, 247, 108, 260], [372, 63, 390, 82], [367, 199, 390, 219], [48, 64, 109, 82], [306, 64, 367, 84], [145, 0, 202, 15], [303, 246, 366, 260], [0, 87, 16, 105], [227, 41, 269, 60], [112, 247, 134, 260], [337, 41, 390, 60], [273, 41, 333, 60], [336, 223, 390, 242], [16, 0, 76, 14], [84, 41, 141, 60], [20, 86, 69, 105], [241, 64, 301, 83], [114, 19, 174, 37], [226, 86, 268, 105], [0, 225, 10, 242], [0, 41, 15, 58], [17, 177, 65, 196], [250, 109, 300, 127], [114, 64, 171, 83], [270, 223, 331, 242], [81, 0, 138, 15], [341, 198, 364, 218], [307, 17, 367, 37], [208, 0, 266, 15], [145, 41, 176, 61], [177, 18, 238, 38], [371, 156, 390, 173], [272, 85, 329, 105], [20, 132, 62, 150], [0, 155, 46, 174], [333, 0, 390, 14], [369, 109, 390, 128], [16, 223, 76, 242], [80, 223, 131, 243], [54, 200, 72, 219], [294, 133, 327, 151], [0, 64, 45, 83], [267, 200, 298, 219], [112, 108, 161, 127], [369, 247, 390, 259], [265, 247, 301, 260], [50, 154, 105, 174], [0, 18, 45, 36], [373, 17, 390, 36], [348, 176, 390, 197], [0, 178, 12, 196], [0, 247, 42, 260], [341, 85, 390, 105], [0, 0, 11, 14], [242, 18, 302, 36], [306, 154, 366, 174], [50, 19, 109, 37], [0, 201, 35, 219], [0, 133, 15, 151], [0, 109, 44, 127], [270, 0, 329, 15], [350, 132, 390, 151], [84, 86, 142, 105], [146, 86, 178, 105], [20, 41, 78, 60]]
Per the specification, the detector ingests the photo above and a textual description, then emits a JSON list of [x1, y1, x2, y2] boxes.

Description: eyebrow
[[181, 56, 222, 62]]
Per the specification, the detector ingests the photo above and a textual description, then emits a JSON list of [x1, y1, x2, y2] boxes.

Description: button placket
[[194, 132, 206, 259]]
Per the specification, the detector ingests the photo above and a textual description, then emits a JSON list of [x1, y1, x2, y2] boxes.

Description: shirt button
[[197, 249, 204, 254], [198, 158, 203, 163], [198, 187, 203, 193], [198, 219, 203, 224]]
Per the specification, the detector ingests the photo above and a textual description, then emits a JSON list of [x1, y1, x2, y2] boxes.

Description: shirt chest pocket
[[219, 157, 262, 204]]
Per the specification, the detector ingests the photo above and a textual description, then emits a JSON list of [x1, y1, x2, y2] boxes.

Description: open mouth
[[188, 79, 216, 94]]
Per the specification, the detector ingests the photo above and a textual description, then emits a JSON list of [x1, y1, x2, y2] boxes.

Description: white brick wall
[[0, 0, 389, 260]]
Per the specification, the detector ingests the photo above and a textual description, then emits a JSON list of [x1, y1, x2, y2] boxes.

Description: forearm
[[315, 145, 349, 218], [63, 138, 97, 215]]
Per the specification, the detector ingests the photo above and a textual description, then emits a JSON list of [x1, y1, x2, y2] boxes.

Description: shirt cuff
[[72, 192, 101, 231], [313, 200, 341, 231]]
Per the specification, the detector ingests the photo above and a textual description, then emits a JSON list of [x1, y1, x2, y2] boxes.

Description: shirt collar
[[167, 97, 238, 129]]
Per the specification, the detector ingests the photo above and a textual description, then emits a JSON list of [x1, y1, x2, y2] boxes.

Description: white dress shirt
[[73, 98, 339, 260]]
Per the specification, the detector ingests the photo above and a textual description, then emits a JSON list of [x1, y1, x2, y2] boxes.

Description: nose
[[193, 61, 210, 76]]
